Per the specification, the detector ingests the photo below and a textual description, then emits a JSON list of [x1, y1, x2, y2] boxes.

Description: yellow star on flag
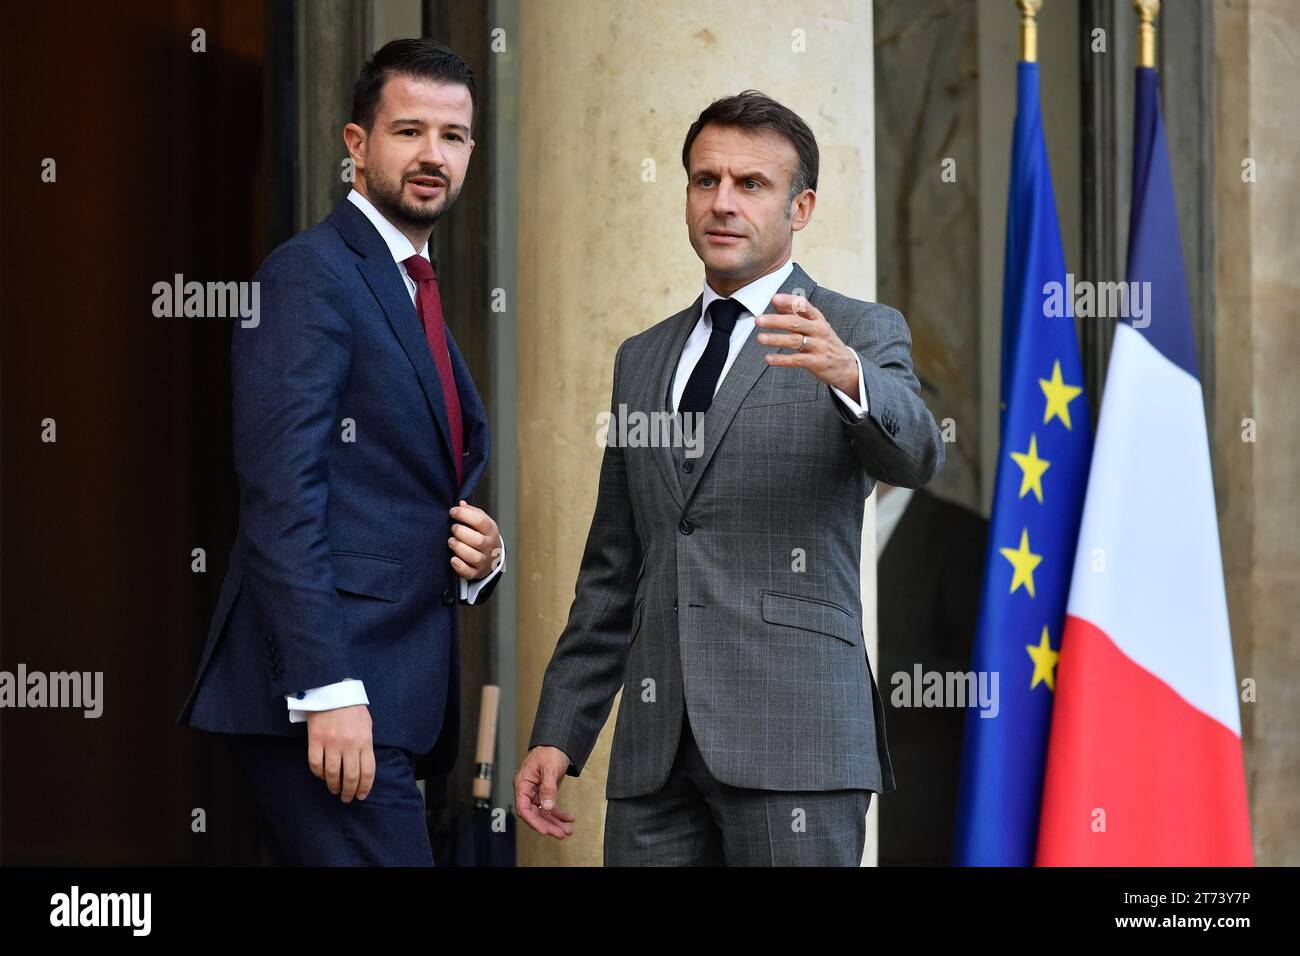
[[999, 528, 1042, 598], [1040, 360, 1083, 430], [1026, 625, 1059, 691], [1010, 433, 1051, 504]]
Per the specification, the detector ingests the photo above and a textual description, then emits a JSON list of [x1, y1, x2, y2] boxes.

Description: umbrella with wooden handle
[[444, 684, 515, 866]]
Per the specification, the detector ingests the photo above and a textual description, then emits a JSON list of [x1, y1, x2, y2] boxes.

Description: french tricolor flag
[[1035, 67, 1253, 865]]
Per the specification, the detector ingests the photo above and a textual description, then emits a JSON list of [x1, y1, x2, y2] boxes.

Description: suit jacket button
[[678, 518, 694, 535], [442, 588, 455, 606]]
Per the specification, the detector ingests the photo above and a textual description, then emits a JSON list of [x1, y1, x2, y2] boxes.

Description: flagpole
[[1135, 0, 1159, 68], [1018, 0, 1042, 63]]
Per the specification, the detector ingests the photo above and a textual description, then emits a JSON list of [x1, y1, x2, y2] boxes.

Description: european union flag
[[953, 61, 1093, 866]]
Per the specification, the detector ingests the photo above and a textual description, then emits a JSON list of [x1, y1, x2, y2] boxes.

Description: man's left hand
[[448, 500, 502, 581], [756, 293, 859, 396]]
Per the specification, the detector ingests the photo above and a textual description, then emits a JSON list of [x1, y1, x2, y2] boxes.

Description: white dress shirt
[[284, 189, 506, 722], [670, 257, 868, 417]]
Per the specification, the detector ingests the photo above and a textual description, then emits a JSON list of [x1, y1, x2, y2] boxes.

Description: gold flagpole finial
[[1018, 0, 1043, 63], [1135, 0, 1160, 68]]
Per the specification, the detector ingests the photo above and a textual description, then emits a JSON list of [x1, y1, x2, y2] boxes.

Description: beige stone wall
[[1213, 0, 1300, 866], [515, 0, 878, 865]]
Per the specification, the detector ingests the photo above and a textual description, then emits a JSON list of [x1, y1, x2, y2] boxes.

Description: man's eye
[[697, 177, 714, 187], [745, 180, 760, 189], [445, 134, 463, 142], [400, 129, 418, 136]]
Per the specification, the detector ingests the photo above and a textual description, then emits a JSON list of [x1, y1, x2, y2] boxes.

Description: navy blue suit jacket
[[178, 197, 497, 776]]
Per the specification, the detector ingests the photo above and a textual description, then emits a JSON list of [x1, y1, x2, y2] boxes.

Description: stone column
[[292, 0, 374, 230], [515, 0, 879, 865], [1213, 0, 1300, 867]]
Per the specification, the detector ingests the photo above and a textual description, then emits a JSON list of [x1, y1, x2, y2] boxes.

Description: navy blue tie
[[678, 298, 745, 415]]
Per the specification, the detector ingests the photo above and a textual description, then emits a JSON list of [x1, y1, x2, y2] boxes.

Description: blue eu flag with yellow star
[[953, 61, 1093, 866]]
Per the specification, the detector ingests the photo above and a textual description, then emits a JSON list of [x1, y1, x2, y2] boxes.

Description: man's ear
[[791, 188, 816, 232], [343, 122, 368, 168]]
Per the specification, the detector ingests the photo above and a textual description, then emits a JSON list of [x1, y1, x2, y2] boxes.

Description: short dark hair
[[351, 38, 477, 133], [680, 90, 819, 199]]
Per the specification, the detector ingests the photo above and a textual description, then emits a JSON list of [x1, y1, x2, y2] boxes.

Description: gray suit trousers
[[603, 707, 870, 866]]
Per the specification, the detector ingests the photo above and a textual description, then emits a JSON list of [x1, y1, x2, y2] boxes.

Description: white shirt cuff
[[461, 535, 506, 605], [830, 350, 869, 418], [286, 678, 369, 723]]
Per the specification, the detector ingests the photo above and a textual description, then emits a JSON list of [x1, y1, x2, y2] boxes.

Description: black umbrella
[[443, 684, 515, 866]]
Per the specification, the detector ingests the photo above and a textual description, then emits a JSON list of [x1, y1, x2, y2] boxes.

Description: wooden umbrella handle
[[471, 684, 500, 802]]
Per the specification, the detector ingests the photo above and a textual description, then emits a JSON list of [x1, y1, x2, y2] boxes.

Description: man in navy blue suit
[[178, 39, 505, 866]]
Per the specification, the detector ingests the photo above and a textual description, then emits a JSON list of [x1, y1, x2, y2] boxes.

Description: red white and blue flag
[[1035, 67, 1253, 865]]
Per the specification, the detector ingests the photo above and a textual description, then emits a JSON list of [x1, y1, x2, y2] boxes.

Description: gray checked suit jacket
[[528, 262, 945, 799]]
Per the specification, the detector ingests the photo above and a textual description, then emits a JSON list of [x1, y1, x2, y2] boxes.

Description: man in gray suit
[[514, 91, 945, 865]]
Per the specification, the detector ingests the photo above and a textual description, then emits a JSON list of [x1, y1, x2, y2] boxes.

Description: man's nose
[[417, 132, 446, 172], [711, 180, 737, 217]]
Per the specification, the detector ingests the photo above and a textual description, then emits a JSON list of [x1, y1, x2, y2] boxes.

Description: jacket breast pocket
[[739, 369, 819, 409], [330, 551, 405, 602], [761, 590, 861, 647]]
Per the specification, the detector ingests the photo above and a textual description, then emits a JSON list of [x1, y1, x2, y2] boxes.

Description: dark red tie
[[402, 254, 463, 484]]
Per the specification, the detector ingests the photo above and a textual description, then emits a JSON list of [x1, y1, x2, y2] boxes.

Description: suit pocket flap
[[330, 551, 404, 602], [739, 373, 819, 409], [761, 590, 860, 646]]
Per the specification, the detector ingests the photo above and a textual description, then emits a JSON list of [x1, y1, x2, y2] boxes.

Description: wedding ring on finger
[[799, 334, 809, 351]]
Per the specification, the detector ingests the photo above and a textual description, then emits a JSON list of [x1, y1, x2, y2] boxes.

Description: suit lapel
[[447, 329, 488, 500], [329, 200, 458, 478], [645, 296, 702, 509], [358, 256, 458, 474], [679, 263, 819, 507]]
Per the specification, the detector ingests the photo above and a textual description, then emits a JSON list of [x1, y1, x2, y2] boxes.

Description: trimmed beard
[[364, 167, 461, 233]]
